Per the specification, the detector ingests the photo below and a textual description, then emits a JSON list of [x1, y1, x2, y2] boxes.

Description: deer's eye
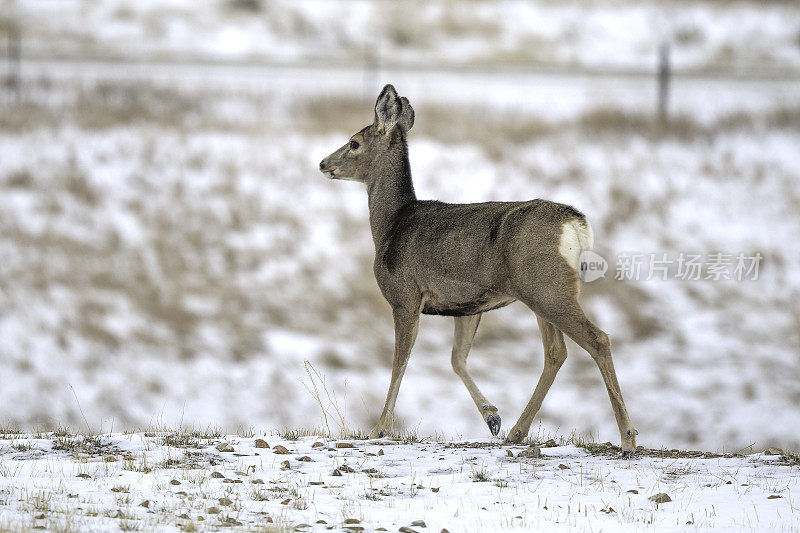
[[349, 140, 360, 150]]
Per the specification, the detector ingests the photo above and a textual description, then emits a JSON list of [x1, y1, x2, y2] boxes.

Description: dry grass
[[298, 94, 800, 151], [3, 79, 799, 149]]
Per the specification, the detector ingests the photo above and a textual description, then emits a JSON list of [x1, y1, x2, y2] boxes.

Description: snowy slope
[[1, 117, 799, 452]]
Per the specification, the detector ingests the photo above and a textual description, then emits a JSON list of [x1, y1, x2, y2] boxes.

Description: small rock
[[440, 530, 450, 533], [765, 447, 785, 456], [76, 473, 90, 479], [219, 497, 233, 506], [768, 494, 782, 499], [338, 464, 355, 473], [210, 471, 224, 479], [336, 442, 355, 449], [281, 460, 291, 469], [344, 518, 360, 524], [542, 439, 558, 447], [207, 506, 221, 514], [251, 478, 264, 484], [254, 439, 270, 449], [316, 520, 327, 524], [139, 500, 150, 508], [399, 528, 418, 533], [295, 525, 313, 530], [649, 493, 672, 503], [378, 448, 384, 456], [517, 446, 541, 459], [506, 450, 514, 457], [170, 479, 181, 485], [281, 498, 291, 505], [311, 441, 324, 448], [411, 520, 426, 527], [215, 443, 234, 453], [627, 489, 639, 494], [178, 513, 190, 519], [309, 481, 324, 485], [557, 464, 569, 470], [332, 469, 342, 476], [273, 445, 290, 454], [363, 468, 378, 474], [297, 456, 313, 462], [431, 487, 440, 493]]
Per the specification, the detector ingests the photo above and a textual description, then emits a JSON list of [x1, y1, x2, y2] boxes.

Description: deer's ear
[[374, 84, 401, 135], [398, 97, 414, 132]]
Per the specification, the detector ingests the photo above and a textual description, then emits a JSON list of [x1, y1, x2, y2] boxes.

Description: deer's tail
[[558, 217, 593, 273]]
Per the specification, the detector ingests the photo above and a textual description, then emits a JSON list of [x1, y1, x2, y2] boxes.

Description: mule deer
[[319, 85, 637, 454]]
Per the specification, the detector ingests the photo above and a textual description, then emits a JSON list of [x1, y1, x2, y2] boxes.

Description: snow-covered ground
[[1, 430, 798, 532]]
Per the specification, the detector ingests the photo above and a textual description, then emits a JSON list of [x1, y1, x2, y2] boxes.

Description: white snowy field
[[1, 73, 799, 453], [2, 0, 800, 460], [0, 430, 799, 532]]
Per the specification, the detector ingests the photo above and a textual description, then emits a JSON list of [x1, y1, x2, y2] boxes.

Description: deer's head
[[319, 84, 414, 183]]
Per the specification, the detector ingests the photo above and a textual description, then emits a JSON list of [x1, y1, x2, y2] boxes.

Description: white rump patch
[[558, 219, 594, 272]]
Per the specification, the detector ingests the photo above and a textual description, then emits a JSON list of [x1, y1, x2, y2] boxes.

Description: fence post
[[657, 42, 670, 126], [6, 21, 21, 104]]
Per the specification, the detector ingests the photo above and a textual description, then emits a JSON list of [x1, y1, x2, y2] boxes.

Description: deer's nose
[[319, 160, 327, 171]]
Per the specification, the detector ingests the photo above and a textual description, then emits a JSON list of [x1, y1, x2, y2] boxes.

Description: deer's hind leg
[[506, 315, 568, 443], [537, 297, 637, 454], [451, 314, 501, 436]]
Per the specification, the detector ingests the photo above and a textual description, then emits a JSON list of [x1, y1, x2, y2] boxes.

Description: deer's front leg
[[369, 308, 420, 439]]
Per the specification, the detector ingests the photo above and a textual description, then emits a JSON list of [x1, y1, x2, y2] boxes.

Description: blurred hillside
[[0, 0, 799, 452], [5, 0, 800, 73]]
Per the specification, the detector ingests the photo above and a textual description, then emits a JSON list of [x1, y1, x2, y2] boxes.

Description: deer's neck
[[366, 139, 416, 248]]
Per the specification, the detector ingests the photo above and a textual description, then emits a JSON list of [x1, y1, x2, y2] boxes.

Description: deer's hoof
[[486, 414, 501, 436], [368, 426, 388, 440], [621, 449, 635, 459], [504, 429, 524, 444]]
